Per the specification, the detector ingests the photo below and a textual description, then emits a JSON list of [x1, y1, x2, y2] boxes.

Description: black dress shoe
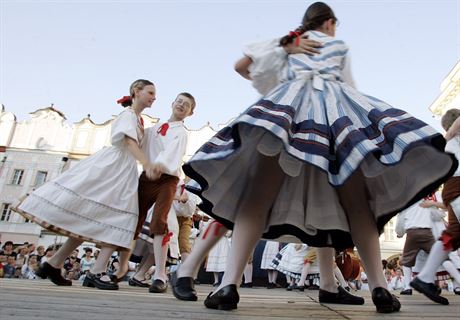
[[293, 285, 305, 292], [35, 262, 72, 286], [319, 286, 365, 305], [128, 277, 150, 288], [400, 288, 412, 295], [83, 272, 119, 290], [267, 282, 275, 289], [371, 287, 401, 313], [149, 279, 168, 293], [109, 272, 127, 284], [286, 285, 293, 291], [204, 284, 239, 310], [240, 282, 253, 288], [410, 277, 449, 305], [172, 275, 197, 301]]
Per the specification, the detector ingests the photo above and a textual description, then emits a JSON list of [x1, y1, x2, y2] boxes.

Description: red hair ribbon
[[157, 123, 169, 136], [116, 96, 131, 105], [139, 116, 144, 127], [202, 220, 224, 240], [289, 31, 301, 46], [162, 231, 174, 247]]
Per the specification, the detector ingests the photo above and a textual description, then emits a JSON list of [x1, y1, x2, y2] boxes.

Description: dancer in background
[[13, 79, 160, 290]]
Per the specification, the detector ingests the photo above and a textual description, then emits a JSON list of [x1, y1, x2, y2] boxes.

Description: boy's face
[[171, 95, 193, 121], [7, 256, 15, 265]]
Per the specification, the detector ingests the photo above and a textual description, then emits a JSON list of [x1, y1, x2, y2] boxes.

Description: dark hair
[[176, 92, 196, 111], [118, 79, 155, 107], [3, 241, 13, 248], [280, 2, 337, 46], [441, 108, 460, 131]]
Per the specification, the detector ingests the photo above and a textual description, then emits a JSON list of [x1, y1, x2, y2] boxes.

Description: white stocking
[[317, 247, 337, 292], [134, 252, 155, 280], [402, 265, 412, 290], [214, 155, 284, 295], [243, 262, 253, 284], [333, 265, 348, 288], [441, 260, 460, 284], [417, 241, 450, 283], [47, 237, 83, 268], [177, 222, 228, 278], [152, 235, 168, 282], [338, 171, 388, 291]]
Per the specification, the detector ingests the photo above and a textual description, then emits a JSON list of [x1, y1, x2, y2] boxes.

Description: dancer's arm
[[445, 117, 460, 141], [124, 136, 163, 179]]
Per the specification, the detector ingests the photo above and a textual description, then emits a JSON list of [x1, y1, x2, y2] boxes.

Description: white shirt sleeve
[[243, 38, 288, 95], [153, 131, 188, 175], [395, 212, 406, 238]]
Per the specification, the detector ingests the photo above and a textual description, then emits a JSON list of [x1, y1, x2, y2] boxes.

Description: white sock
[[402, 266, 412, 290], [442, 260, 460, 284], [243, 263, 253, 283], [152, 235, 168, 282], [47, 237, 83, 268], [334, 265, 348, 288], [177, 222, 227, 278], [417, 241, 449, 283], [317, 247, 337, 293]]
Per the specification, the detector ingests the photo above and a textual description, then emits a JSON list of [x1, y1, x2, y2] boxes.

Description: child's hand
[[144, 163, 164, 180], [284, 37, 322, 55], [419, 200, 435, 208]]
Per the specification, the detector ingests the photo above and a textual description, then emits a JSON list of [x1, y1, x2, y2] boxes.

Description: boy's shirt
[[142, 121, 188, 178], [445, 136, 460, 177]]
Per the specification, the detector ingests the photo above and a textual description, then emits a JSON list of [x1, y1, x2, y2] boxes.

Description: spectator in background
[[15, 246, 30, 268], [40, 247, 55, 264], [35, 246, 45, 262], [4, 255, 17, 278], [0, 241, 17, 258], [80, 248, 95, 275], [0, 252, 7, 278], [21, 254, 39, 279]]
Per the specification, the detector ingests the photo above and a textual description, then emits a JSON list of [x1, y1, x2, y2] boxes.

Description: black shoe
[[204, 284, 239, 310], [293, 285, 305, 292], [35, 262, 72, 286], [149, 279, 168, 293], [128, 277, 150, 288], [307, 284, 320, 290], [240, 282, 253, 288], [410, 277, 449, 305], [171, 272, 197, 301], [213, 281, 221, 287], [83, 272, 119, 290], [400, 289, 412, 295], [109, 272, 127, 284], [454, 287, 460, 295], [286, 285, 293, 291], [371, 287, 401, 313], [319, 286, 365, 305], [267, 282, 275, 289], [344, 286, 351, 292]]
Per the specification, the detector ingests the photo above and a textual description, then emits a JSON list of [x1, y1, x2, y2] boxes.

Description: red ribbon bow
[[157, 123, 169, 136], [116, 96, 131, 105], [162, 231, 174, 247], [289, 31, 301, 46]]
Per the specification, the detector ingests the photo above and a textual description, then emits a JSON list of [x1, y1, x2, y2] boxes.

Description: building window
[[11, 169, 24, 185], [1, 203, 12, 221], [384, 219, 396, 241], [34, 171, 48, 187]]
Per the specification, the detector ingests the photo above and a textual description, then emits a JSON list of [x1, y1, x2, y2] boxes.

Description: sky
[[1, 0, 459, 132]]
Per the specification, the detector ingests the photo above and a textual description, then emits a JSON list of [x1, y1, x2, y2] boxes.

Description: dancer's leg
[[47, 237, 83, 268], [213, 155, 284, 294]]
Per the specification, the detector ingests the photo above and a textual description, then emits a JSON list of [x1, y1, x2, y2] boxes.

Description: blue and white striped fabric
[[184, 31, 457, 248]]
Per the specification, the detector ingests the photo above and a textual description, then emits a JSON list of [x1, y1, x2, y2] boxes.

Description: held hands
[[283, 36, 322, 55], [419, 200, 436, 208], [144, 162, 165, 180]]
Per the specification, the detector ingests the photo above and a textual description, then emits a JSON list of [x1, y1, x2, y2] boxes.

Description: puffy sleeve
[[243, 38, 288, 95], [111, 109, 139, 147], [395, 211, 406, 238]]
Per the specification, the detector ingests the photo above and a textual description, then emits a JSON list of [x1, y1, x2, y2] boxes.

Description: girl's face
[[135, 85, 156, 109], [29, 256, 37, 264]]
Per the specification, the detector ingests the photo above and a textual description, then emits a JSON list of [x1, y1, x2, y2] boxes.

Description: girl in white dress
[[13, 79, 161, 290], [260, 241, 281, 288]]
